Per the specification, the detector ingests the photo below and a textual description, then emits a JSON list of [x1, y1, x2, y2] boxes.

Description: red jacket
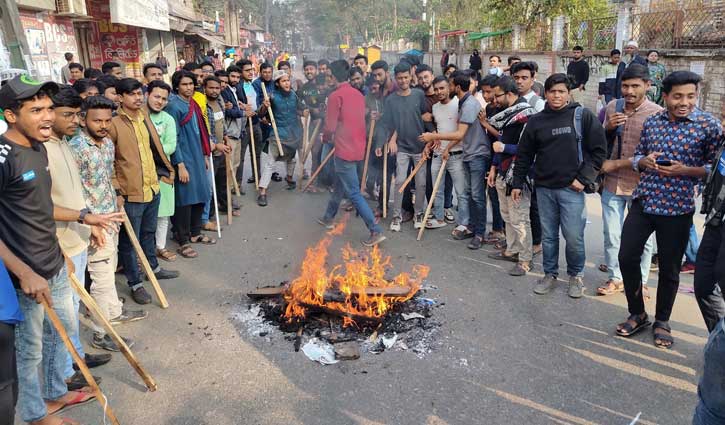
[[323, 82, 366, 162]]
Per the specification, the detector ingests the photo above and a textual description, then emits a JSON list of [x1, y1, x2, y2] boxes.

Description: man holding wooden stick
[[71, 95, 147, 351], [375, 62, 429, 232], [0, 76, 118, 425], [110, 78, 179, 305], [317, 60, 386, 247]]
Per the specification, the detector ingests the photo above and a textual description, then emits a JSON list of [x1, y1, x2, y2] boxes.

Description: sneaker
[[362, 232, 386, 247], [414, 213, 425, 229], [317, 217, 334, 230], [92, 334, 135, 352], [680, 262, 696, 274], [247, 177, 256, 184], [467, 235, 484, 250], [568, 276, 585, 299], [271, 172, 283, 182], [426, 218, 447, 229], [444, 208, 455, 223], [401, 210, 414, 223], [73, 353, 112, 371], [110, 308, 148, 325], [534, 274, 558, 295], [390, 217, 402, 232], [257, 194, 268, 207], [131, 286, 152, 305], [148, 268, 179, 280]]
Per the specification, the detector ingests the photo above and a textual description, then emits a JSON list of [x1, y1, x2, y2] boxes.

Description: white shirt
[[523, 91, 545, 113], [432, 97, 461, 152]]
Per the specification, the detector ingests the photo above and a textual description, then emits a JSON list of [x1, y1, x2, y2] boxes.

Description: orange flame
[[283, 215, 429, 327]]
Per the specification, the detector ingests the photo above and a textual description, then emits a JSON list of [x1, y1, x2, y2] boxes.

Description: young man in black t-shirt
[[0, 76, 122, 424]]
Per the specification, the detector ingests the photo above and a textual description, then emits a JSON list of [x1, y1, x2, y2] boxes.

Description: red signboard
[[86, 0, 140, 70]]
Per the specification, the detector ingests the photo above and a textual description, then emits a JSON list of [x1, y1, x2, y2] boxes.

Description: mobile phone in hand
[[656, 159, 672, 166]]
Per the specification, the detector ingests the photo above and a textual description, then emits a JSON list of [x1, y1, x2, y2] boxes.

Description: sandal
[[616, 313, 651, 337], [47, 390, 96, 416], [156, 248, 177, 262], [202, 222, 218, 232], [487, 251, 519, 263], [596, 279, 624, 296], [653, 320, 674, 349], [176, 244, 198, 259], [494, 240, 507, 250], [191, 235, 217, 245], [232, 209, 241, 217], [451, 227, 474, 240], [598, 263, 609, 273]]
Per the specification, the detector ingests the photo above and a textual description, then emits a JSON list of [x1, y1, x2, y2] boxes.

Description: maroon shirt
[[324, 82, 366, 162]]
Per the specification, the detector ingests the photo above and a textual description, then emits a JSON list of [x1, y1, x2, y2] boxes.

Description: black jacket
[[702, 144, 725, 226], [469, 54, 482, 71], [512, 102, 607, 190]]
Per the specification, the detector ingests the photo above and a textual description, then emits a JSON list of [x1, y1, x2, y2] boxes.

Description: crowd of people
[[1, 41, 725, 424]]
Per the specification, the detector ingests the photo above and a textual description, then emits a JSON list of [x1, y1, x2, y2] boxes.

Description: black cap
[[0, 75, 59, 109]]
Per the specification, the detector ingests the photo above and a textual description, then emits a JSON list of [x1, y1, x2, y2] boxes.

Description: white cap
[[626, 40, 639, 48]]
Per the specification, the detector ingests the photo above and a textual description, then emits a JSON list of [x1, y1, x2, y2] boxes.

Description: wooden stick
[[383, 143, 389, 218], [122, 210, 169, 308], [303, 147, 335, 192], [300, 119, 322, 169], [297, 115, 309, 186], [209, 152, 222, 239], [261, 83, 285, 156], [418, 157, 448, 241], [68, 273, 157, 391], [248, 117, 259, 191], [398, 153, 427, 194], [42, 299, 121, 425], [360, 119, 376, 191], [225, 154, 232, 226], [227, 153, 240, 196]]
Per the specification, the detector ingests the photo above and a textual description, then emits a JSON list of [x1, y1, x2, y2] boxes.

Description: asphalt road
[[27, 168, 709, 425]]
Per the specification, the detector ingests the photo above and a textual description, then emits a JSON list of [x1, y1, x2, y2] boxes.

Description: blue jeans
[[463, 156, 489, 237], [488, 185, 504, 232], [601, 189, 653, 282], [119, 194, 160, 288], [537, 187, 587, 277], [320, 143, 335, 188], [58, 251, 87, 379], [324, 157, 382, 234], [15, 265, 75, 422], [431, 153, 468, 224], [202, 163, 214, 224], [693, 318, 725, 424], [686, 224, 700, 264]]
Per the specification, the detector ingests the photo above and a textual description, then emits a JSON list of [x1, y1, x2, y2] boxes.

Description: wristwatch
[[78, 208, 90, 224]]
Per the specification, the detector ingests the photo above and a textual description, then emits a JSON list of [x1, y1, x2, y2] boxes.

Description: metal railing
[[565, 16, 618, 50], [631, 7, 725, 49]]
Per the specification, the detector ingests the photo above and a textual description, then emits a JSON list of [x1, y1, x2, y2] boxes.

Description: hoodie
[[512, 102, 606, 190]]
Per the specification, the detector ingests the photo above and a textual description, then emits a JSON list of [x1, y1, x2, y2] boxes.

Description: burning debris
[[233, 217, 443, 362]]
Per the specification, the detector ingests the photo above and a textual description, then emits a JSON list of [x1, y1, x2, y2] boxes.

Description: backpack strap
[[574, 105, 584, 164]]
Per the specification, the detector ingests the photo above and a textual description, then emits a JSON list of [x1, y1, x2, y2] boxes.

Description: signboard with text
[[110, 0, 169, 32], [87, 0, 140, 75]]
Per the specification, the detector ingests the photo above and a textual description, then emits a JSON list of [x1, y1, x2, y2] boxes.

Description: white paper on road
[[302, 338, 339, 365]]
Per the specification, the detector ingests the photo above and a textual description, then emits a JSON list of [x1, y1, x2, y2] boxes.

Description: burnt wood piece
[[247, 286, 414, 300], [298, 302, 383, 325]]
